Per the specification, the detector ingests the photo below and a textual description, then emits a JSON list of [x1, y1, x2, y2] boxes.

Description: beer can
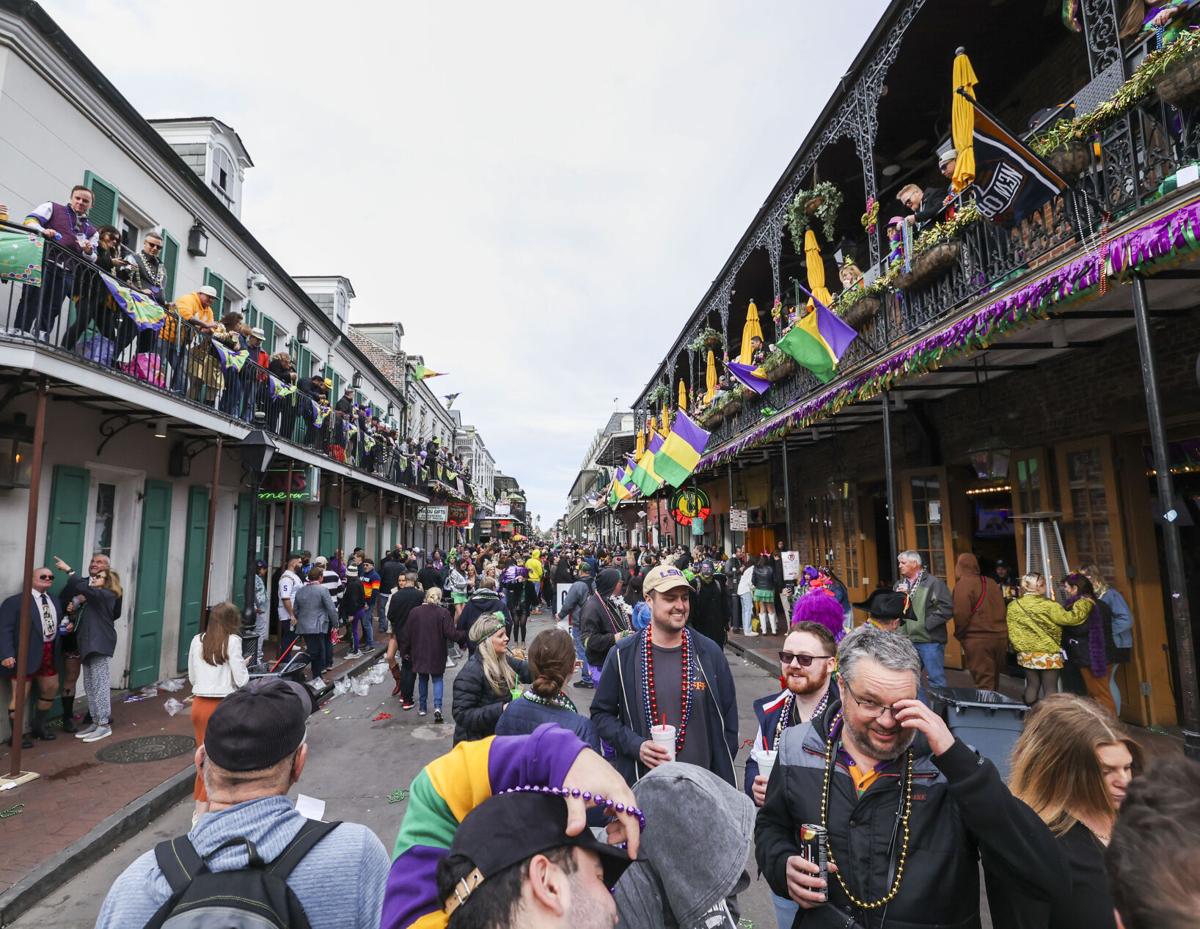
[[799, 823, 829, 890]]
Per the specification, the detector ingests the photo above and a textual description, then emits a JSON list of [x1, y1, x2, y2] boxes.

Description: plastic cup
[[650, 724, 676, 762], [757, 749, 778, 783]]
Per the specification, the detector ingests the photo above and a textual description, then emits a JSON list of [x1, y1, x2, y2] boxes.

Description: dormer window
[[212, 146, 235, 205]]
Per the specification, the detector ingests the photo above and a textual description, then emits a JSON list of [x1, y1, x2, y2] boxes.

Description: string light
[[965, 484, 1012, 496]]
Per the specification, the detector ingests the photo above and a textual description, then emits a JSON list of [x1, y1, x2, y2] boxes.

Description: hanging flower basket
[[722, 393, 743, 417], [686, 326, 724, 353], [787, 181, 843, 248], [841, 294, 882, 328], [1044, 140, 1091, 181], [698, 405, 724, 428], [895, 241, 961, 291], [761, 349, 795, 383], [1156, 42, 1200, 108]]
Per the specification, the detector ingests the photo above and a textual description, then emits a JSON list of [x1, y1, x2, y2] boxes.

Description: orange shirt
[[164, 292, 214, 342]]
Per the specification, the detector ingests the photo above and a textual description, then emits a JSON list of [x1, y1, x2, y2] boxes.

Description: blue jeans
[[571, 622, 592, 684], [359, 607, 375, 648], [418, 673, 444, 711], [915, 642, 947, 700], [772, 892, 799, 929], [740, 592, 754, 630], [377, 593, 391, 633]]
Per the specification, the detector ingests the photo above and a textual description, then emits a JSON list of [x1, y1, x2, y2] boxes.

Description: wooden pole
[[198, 437, 223, 632], [8, 378, 48, 781]]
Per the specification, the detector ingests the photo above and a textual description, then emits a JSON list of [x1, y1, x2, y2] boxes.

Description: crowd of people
[[1, 528, 1183, 929]]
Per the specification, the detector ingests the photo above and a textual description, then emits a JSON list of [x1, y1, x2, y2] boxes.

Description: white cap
[[198, 284, 219, 298]]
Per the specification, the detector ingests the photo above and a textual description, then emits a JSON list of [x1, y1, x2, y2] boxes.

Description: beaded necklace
[[641, 626, 693, 754], [820, 711, 914, 910], [593, 592, 627, 635], [771, 687, 831, 751], [521, 690, 579, 714]]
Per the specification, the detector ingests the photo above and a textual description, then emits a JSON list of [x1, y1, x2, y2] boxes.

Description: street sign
[[729, 508, 748, 531], [781, 551, 801, 581], [495, 502, 512, 517], [417, 505, 449, 523]]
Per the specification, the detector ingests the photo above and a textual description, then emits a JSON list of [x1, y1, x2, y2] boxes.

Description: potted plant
[[687, 326, 723, 352], [1154, 30, 1200, 107], [787, 181, 843, 248], [761, 347, 795, 383], [893, 206, 980, 292]]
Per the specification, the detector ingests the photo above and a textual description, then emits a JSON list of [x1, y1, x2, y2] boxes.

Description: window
[[909, 476, 947, 579], [93, 483, 116, 557], [120, 217, 139, 252], [212, 146, 235, 201], [1062, 447, 1117, 579]]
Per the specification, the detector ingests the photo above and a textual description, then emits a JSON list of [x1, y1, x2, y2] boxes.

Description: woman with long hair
[[396, 587, 465, 722], [494, 628, 599, 750], [1061, 573, 1118, 715], [1079, 563, 1134, 714], [1006, 694, 1142, 929], [751, 553, 776, 635], [186, 602, 249, 820], [450, 613, 531, 745], [54, 556, 121, 743], [1006, 572, 1092, 706]]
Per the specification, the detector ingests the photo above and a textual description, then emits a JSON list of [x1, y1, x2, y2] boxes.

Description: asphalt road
[[11, 614, 781, 929]]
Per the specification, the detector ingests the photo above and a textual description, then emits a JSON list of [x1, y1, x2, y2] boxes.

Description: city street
[[9, 614, 779, 929]]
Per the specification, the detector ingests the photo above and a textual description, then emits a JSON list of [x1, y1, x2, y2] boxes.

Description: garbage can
[[929, 687, 1029, 781], [247, 651, 312, 685]]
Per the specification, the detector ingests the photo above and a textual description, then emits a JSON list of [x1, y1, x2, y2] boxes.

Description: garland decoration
[[698, 198, 1200, 469], [788, 181, 844, 246]]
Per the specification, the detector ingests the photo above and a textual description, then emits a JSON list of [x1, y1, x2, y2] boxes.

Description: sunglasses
[[144, 242, 162, 251], [778, 651, 834, 667], [35, 573, 53, 580]]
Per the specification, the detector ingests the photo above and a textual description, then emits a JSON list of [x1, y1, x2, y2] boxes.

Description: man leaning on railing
[[164, 284, 219, 394], [15, 185, 98, 338]]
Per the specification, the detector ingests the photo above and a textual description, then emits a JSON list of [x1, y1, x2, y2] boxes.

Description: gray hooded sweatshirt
[[615, 762, 755, 929]]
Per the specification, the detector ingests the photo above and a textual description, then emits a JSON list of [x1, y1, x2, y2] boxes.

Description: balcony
[[0, 227, 436, 495]]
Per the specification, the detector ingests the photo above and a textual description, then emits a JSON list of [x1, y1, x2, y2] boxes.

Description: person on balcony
[[237, 326, 269, 423], [15, 185, 99, 337], [62, 225, 131, 360], [165, 284, 219, 395], [898, 182, 950, 230], [125, 231, 166, 303]]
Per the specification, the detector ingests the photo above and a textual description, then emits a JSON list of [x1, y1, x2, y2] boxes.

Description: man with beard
[[755, 624, 1065, 929], [591, 565, 738, 786]]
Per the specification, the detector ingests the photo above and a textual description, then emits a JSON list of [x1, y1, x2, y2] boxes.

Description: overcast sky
[[46, 0, 890, 526]]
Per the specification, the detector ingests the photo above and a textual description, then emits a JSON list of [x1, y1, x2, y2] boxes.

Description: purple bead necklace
[[498, 784, 647, 831]]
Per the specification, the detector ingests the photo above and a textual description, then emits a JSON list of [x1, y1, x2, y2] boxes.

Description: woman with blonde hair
[[1004, 693, 1142, 929], [186, 602, 249, 820], [1006, 572, 1092, 706], [451, 613, 530, 744], [54, 556, 121, 743]]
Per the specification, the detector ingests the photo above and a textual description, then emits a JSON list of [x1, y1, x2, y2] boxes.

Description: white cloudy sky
[[45, 0, 890, 525]]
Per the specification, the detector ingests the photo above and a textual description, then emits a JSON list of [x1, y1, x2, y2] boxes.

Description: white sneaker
[[743, 629, 759, 638], [445, 657, 455, 669], [346, 650, 363, 659], [74, 722, 98, 738], [81, 725, 112, 743]]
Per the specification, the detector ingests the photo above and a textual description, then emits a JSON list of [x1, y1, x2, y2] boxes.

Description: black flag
[[962, 94, 1068, 225]]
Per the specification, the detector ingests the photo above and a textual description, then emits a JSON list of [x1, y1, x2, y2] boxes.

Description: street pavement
[[11, 612, 781, 929]]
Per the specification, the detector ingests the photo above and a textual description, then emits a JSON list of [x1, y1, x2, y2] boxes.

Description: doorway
[[967, 488, 1018, 578]]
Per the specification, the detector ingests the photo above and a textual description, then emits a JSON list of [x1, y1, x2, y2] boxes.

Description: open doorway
[[968, 488, 1018, 579]]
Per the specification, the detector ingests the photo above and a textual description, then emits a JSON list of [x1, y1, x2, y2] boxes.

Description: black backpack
[[145, 819, 340, 928]]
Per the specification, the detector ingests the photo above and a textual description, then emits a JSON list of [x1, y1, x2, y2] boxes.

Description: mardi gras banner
[[102, 273, 166, 331], [211, 338, 249, 371], [0, 229, 44, 285]]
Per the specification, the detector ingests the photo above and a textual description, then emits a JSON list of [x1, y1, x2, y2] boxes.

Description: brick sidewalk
[[0, 639, 382, 899]]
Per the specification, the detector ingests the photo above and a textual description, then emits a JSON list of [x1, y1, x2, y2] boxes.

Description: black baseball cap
[[852, 589, 907, 620], [442, 793, 629, 917], [203, 678, 313, 772]]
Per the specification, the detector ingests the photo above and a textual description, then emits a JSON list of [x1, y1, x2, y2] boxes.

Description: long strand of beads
[[499, 785, 647, 831]]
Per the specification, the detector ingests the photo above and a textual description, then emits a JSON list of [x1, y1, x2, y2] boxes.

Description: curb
[[0, 645, 386, 928], [726, 637, 778, 677]]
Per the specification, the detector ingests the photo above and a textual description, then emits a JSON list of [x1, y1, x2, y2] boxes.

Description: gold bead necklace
[[819, 715, 915, 910]]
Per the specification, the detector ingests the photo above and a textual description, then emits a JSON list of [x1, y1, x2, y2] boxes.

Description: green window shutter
[[245, 302, 258, 328], [297, 347, 312, 381], [261, 316, 276, 354], [330, 369, 341, 400], [161, 231, 180, 302], [203, 269, 225, 307], [43, 466, 90, 600], [83, 170, 119, 227]]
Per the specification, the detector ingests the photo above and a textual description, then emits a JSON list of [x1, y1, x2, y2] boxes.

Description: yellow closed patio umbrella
[[636, 425, 645, 458], [678, 379, 687, 411], [704, 349, 716, 404], [951, 49, 978, 193], [739, 300, 764, 364], [805, 229, 834, 309], [661, 402, 670, 432]]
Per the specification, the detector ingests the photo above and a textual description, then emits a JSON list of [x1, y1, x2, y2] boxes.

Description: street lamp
[[239, 430, 277, 641]]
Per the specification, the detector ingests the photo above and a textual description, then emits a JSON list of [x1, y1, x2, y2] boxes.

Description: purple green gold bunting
[[631, 431, 665, 495], [210, 338, 249, 371], [654, 410, 711, 487], [101, 273, 166, 331], [776, 299, 857, 384], [727, 360, 770, 394], [0, 229, 44, 285], [268, 374, 296, 400]]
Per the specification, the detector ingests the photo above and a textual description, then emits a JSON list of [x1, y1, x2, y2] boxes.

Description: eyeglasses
[[778, 651, 834, 667], [144, 242, 161, 251], [35, 573, 53, 580], [842, 678, 907, 720]]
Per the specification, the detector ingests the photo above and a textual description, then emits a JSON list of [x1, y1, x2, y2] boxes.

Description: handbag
[[80, 332, 117, 365], [122, 352, 166, 387]]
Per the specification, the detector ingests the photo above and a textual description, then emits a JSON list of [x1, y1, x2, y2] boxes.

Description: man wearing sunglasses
[[126, 232, 166, 303], [1, 567, 64, 747]]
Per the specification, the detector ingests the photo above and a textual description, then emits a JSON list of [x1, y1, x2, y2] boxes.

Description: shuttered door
[[176, 486, 209, 671], [83, 171, 119, 227], [129, 480, 172, 688], [43, 466, 90, 599], [161, 231, 180, 301], [319, 506, 338, 557]]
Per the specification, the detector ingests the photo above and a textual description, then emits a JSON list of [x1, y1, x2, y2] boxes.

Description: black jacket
[[755, 699, 1068, 929], [457, 590, 510, 653], [417, 566, 443, 593], [0, 591, 64, 677], [386, 587, 423, 641], [690, 577, 728, 647], [450, 650, 530, 745], [591, 629, 739, 786], [339, 578, 365, 619], [751, 564, 774, 591], [578, 592, 630, 668], [378, 556, 406, 594]]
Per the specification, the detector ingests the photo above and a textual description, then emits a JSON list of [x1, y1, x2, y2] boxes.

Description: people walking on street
[[755, 623, 1067, 928], [277, 552, 303, 653], [952, 552, 1009, 691], [1007, 571, 1093, 706], [186, 601, 249, 821], [894, 550, 953, 695], [451, 613, 531, 743], [56, 555, 120, 743], [358, 558, 380, 649], [56, 551, 116, 733], [690, 559, 730, 648], [790, 585, 847, 645], [396, 587, 465, 720], [578, 567, 632, 679], [252, 559, 269, 663], [752, 553, 777, 636], [96, 679, 390, 929], [524, 548, 544, 615], [445, 559, 469, 620], [737, 555, 756, 636], [378, 547, 406, 635], [340, 563, 367, 658], [456, 576, 510, 651], [591, 564, 739, 786], [385, 571, 422, 708], [0, 566, 64, 748], [1080, 563, 1134, 714], [494, 628, 599, 750], [854, 588, 908, 632], [293, 564, 337, 680], [556, 561, 595, 689]]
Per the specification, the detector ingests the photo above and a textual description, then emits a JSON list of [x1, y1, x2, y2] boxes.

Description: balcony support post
[[728, 463, 737, 553], [1131, 274, 1199, 757], [782, 440, 793, 550], [881, 390, 897, 582], [200, 436, 222, 636]]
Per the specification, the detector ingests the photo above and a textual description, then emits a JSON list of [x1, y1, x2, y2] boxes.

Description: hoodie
[[457, 587, 510, 653], [952, 553, 1007, 639], [615, 763, 754, 929]]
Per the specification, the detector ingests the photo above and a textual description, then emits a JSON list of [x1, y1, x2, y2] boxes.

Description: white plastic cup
[[757, 749, 778, 783], [650, 724, 677, 762]]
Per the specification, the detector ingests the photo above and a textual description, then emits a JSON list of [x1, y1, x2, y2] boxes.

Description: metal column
[[881, 390, 898, 580], [1131, 275, 1199, 757], [782, 441, 793, 550]]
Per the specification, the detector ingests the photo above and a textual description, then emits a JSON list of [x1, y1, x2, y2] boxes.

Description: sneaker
[[445, 657, 455, 669], [81, 724, 112, 743], [74, 722, 98, 739], [401, 701, 415, 711], [418, 708, 428, 717], [434, 709, 444, 724], [572, 680, 595, 690], [346, 650, 363, 659]]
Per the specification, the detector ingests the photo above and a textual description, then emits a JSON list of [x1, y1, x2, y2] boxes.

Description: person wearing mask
[[186, 601, 249, 822], [556, 561, 596, 690], [1004, 694, 1143, 929], [578, 567, 632, 680], [339, 564, 367, 659], [894, 549, 953, 694], [293, 564, 337, 681], [690, 559, 729, 648], [495, 628, 599, 751], [1007, 572, 1093, 706], [397, 587, 465, 722], [54, 556, 120, 743], [386, 572, 423, 709], [755, 624, 1068, 929], [450, 614, 531, 744], [456, 576, 510, 653], [0, 566, 64, 747], [952, 553, 1009, 691], [752, 553, 777, 636], [1079, 564, 1134, 714], [1061, 573, 1118, 715]]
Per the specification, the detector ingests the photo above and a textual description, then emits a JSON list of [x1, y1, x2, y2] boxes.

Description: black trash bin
[[247, 651, 312, 685], [929, 687, 1029, 781]]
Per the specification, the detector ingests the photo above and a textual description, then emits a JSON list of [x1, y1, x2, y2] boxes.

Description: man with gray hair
[[755, 624, 1066, 929], [894, 550, 953, 696]]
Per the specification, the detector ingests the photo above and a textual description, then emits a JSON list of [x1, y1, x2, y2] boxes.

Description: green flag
[[0, 228, 44, 285]]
